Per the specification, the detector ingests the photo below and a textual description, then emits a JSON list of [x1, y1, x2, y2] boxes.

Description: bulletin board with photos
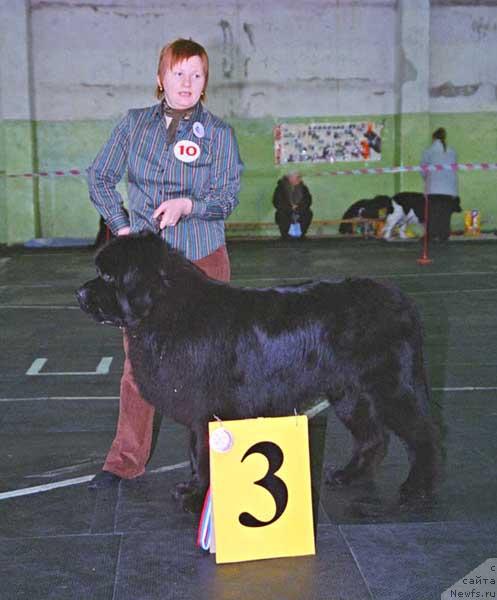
[[274, 120, 385, 165]]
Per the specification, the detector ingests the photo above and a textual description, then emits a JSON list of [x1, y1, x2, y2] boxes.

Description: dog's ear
[[121, 235, 170, 326], [94, 232, 168, 328], [116, 280, 157, 328]]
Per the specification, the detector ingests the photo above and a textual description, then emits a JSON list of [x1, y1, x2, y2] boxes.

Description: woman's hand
[[153, 198, 193, 229], [117, 227, 131, 236]]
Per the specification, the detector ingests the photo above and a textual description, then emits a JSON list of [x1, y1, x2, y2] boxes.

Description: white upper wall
[[3, 0, 497, 121], [0, 0, 32, 120], [430, 3, 497, 113], [28, 0, 398, 120]]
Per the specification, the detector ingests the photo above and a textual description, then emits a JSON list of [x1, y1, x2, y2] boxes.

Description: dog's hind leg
[[326, 392, 389, 486], [383, 387, 441, 500]]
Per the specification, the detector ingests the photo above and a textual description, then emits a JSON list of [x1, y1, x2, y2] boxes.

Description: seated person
[[273, 172, 313, 239]]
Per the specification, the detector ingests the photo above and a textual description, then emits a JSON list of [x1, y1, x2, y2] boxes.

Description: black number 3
[[238, 441, 288, 528]]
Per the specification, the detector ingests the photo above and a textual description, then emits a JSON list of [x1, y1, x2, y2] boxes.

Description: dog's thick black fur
[[339, 195, 391, 234], [77, 232, 440, 511]]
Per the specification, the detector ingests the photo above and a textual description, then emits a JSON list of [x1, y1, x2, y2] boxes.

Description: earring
[[158, 85, 164, 93]]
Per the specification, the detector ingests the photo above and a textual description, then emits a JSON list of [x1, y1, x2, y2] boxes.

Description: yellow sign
[[208, 415, 315, 564]]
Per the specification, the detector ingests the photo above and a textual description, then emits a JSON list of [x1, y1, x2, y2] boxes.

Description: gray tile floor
[[1, 237, 496, 600]]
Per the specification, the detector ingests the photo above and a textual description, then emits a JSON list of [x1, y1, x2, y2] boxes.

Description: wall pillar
[[395, 0, 431, 193], [0, 0, 38, 244]]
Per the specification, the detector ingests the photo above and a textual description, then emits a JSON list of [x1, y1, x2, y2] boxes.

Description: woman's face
[[158, 55, 206, 110]]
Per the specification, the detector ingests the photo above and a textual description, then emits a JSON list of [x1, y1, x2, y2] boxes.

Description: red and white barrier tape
[[1, 162, 496, 179], [320, 162, 497, 177], [1, 168, 83, 178]]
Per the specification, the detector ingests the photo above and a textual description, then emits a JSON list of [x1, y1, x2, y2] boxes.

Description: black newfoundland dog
[[338, 195, 391, 234], [77, 232, 440, 511]]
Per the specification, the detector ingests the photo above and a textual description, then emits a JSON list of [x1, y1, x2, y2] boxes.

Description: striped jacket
[[87, 101, 243, 260]]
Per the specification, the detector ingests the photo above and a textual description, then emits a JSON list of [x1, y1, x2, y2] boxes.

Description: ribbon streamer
[[196, 487, 212, 551]]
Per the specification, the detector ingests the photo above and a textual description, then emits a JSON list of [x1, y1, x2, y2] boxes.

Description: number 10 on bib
[[208, 415, 315, 563]]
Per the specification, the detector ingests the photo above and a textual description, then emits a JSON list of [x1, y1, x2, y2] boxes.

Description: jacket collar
[[432, 139, 444, 151], [151, 100, 204, 123]]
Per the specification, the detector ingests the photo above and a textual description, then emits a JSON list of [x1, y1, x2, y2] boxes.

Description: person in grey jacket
[[421, 127, 458, 196], [420, 128, 461, 241]]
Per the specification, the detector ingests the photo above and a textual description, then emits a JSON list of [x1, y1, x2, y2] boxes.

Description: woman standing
[[420, 127, 460, 242], [87, 38, 243, 488]]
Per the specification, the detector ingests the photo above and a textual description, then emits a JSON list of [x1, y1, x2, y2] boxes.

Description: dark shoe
[[87, 470, 122, 490]]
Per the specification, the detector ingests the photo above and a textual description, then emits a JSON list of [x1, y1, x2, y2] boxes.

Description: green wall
[[1, 111, 496, 244], [0, 120, 6, 243]]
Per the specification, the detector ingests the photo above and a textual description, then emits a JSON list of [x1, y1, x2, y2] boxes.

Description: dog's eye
[[97, 268, 114, 283], [101, 272, 113, 283]]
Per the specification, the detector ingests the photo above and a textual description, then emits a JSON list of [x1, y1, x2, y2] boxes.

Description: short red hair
[[156, 38, 209, 100]]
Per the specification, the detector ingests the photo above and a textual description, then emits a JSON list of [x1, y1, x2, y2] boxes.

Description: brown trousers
[[103, 245, 231, 478]]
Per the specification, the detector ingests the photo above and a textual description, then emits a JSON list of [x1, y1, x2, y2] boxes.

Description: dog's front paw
[[325, 467, 351, 487], [399, 479, 434, 503], [171, 481, 205, 514], [172, 480, 196, 497], [180, 491, 205, 514]]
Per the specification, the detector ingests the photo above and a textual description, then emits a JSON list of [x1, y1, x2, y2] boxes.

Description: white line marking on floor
[[0, 462, 191, 501], [0, 384, 493, 501], [232, 283, 497, 296], [25, 460, 102, 478], [1, 386, 497, 404], [26, 356, 113, 376], [0, 287, 496, 309], [18, 252, 90, 257], [0, 402, 331, 500], [411, 289, 497, 296], [304, 399, 330, 418], [0, 475, 95, 500], [0, 258, 11, 271], [432, 386, 497, 392], [0, 270, 486, 290], [149, 461, 190, 474], [0, 396, 119, 402], [0, 284, 54, 289], [0, 305, 80, 310], [234, 270, 497, 284]]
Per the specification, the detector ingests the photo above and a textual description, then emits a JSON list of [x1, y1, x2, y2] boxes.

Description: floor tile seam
[[111, 532, 124, 600], [2, 386, 497, 405], [470, 447, 497, 465], [235, 271, 497, 284], [339, 518, 497, 533], [0, 531, 121, 542], [337, 524, 376, 600], [3, 269, 497, 288], [112, 484, 122, 534], [0, 305, 81, 310]]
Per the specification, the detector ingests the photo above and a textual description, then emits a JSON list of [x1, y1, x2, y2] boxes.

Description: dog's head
[[76, 231, 171, 328], [360, 195, 392, 218]]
